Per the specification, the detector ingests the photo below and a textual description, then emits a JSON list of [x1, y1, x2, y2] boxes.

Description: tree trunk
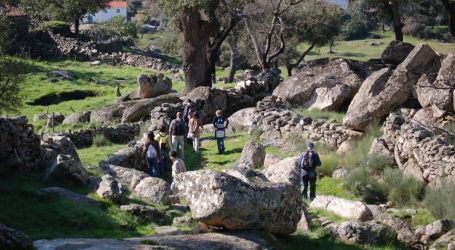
[[390, 0, 403, 41], [440, 0, 455, 37], [180, 6, 211, 93], [227, 34, 238, 83], [286, 42, 316, 77], [285, 61, 292, 77], [74, 18, 80, 35]]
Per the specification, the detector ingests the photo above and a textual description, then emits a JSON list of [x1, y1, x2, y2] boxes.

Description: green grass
[[317, 177, 356, 200], [0, 173, 156, 239], [78, 143, 127, 174], [300, 31, 455, 62], [295, 108, 346, 124]]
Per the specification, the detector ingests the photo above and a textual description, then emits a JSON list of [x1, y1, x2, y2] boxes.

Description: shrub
[[94, 16, 138, 39], [250, 126, 263, 143], [383, 168, 424, 207], [154, 30, 183, 57], [0, 58, 27, 114], [424, 179, 455, 221], [344, 167, 387, 203], [93, 134, 113, 147], [42, 21, 71, 36], [367, 155, 395, 175]]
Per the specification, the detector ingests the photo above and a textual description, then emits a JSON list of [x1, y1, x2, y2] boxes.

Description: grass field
[[300, 31, 455, 62]]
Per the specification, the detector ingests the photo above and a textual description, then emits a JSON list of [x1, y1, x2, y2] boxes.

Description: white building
[[81, 1, 128, 24], [326, 0, 351, 9]]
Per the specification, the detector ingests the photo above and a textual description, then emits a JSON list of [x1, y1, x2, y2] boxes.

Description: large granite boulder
[[381, 40, 415, 65], [63, 111, 91, 125], [120, 204, 168, 223], [99, 162, 149, 190], [44, 154, 91, 186], [185, 87, 228, 124], [238, 141, 265, 169], [273, 58, 364, 111], [121, 93, 181, 123], [332, 220, 396, 245], [137, 74, 172, 99], [106, 142, 146, 172], [44, 135, 80, 162], [415, 53, 455, 113], [90, 103, 128, 124], [344, 44, 440, 130], [227, 107, 256, 132], [171, 169, 301, 235], [0, 224, 33, 250], [96, 174, 126, 202], [41, 187, 99, 207], [134, 177, 171, 204], [310, 195, 373, 221], [263, 156, 300, 187]]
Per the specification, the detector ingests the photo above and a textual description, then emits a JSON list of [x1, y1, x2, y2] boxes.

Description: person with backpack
[[296, 142, 322, 200], [155, 125, 170, 175], [143, 131, 161, 177], [183, 99, 195, 144], [213, 110, 229, 154], [169, 150, 186, 179], [169, 112, 187, 159], [189, 112, 204, 152]]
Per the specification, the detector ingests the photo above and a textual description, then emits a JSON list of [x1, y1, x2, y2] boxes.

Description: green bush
[[383, 169, 424, 207], [154, 30, 183, 57], [93, 134, 113, 147], [424, 179, 455, 221], [344, 167, 387, 203], [43, 21, 71, 36], [367, 155, 395, 175], [94, 16, 138, 39]]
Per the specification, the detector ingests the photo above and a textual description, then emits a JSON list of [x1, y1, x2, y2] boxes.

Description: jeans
[[171, 135, 185, 159], [302, 175, 317, 200], [159, 148, 169, 175], [192, 136, 200, 152], [147, 157, 158, 177], [216, 138, 225, 153]]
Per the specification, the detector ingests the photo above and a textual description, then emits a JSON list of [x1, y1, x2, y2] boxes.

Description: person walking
[[143, 131, 161, 177], [189, 112, 204, 152], [169, 150, 186, 179], [183, 99, 195, 144], [213, 110, 229, 154], [155, 125, 170, 175], [169, 112, 186, 159], [296, 142, 321, 200]]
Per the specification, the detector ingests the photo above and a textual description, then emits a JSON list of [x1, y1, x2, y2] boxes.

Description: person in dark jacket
[[213, 110, 229, 154], [296, 142, 322, 200]]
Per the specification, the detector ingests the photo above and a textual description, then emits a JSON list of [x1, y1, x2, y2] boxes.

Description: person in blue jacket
[[296, 142, 322, 200]]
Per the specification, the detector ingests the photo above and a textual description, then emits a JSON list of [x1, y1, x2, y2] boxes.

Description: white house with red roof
[[81, 1, 128, 24]]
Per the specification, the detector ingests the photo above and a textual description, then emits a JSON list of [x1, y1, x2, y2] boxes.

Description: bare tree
[[242, 0, 303, 71]]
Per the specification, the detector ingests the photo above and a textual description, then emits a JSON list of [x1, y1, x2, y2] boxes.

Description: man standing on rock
[[169, 112, 186, 159], [296, 142, 321, 200]]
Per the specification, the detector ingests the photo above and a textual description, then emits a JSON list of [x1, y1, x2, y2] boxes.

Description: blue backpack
[[215, 117, 225, 129]]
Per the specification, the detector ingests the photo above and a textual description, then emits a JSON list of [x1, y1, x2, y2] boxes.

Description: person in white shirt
[[169, 150, 186, 178]]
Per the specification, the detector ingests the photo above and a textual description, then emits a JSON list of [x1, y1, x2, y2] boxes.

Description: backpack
[[171, 119, 185, 136], [157, 133, 168, 149], [300, 151, 314, 170], [147, 144, 157, 159]]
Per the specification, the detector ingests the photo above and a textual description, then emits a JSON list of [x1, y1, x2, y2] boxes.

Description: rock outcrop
[[273, 58, 365, 111], [137, 74, 172, 99], [134, 177, 171, 204], [238, 141, 265, 169], [44, 154, 91, 186], [121, 93, 181, 123], [0, 224, 33, 250], [263, 156, 300, 186], [96, 174, 125, 202], [171, 169, 301, 235], [310, 195, 373, 221], [344, 44, 441, 130], [62, 111, 92, 125], [381, 40, 415, 65]]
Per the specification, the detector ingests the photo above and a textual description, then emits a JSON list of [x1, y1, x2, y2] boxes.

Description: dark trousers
[[159, 148, 169, 175], [302, 175, 317, 200], [216, 138, 225, 153]]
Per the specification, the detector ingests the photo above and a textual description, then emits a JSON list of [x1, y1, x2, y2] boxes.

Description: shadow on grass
[[274, 234, 364, 250]]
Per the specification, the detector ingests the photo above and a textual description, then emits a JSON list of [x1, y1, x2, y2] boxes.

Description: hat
[[307, 142, 315, 149]]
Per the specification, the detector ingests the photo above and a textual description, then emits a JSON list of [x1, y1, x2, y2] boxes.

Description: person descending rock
[[169, 150, 186, 178], [143, 131, 161, 177], [183, 99, 195, 144], [188, 112, 204, 152], [169, 112, 187, 159], [213, 110, 229, 154], [296, 142, 321, 200], [155, 125, 170, 175]]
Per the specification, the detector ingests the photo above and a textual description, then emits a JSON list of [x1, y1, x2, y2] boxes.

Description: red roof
[[107, 1, 127, 8]]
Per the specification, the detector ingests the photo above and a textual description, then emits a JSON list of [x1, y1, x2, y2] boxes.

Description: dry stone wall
[[0, 116, 42, 172]]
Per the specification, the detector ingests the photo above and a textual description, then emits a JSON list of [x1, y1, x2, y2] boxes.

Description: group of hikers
[[142, 99, 229, 179], [142, 99, 322, 201]]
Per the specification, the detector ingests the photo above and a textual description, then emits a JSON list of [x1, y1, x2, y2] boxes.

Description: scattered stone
[[333, 220, 396, 245], [41, 187, 99, 207], [0, 224, 33, 250], [425, 220, 452, 240], [99, 162, 149, 190], [337, 140, 352, 154], [238, 141, 265, 169], [134, 177, 171, 205], [120, 204, 168, 223], [62, 111, 91, 125], [48, 70, 77, 81], [121, 93, 181, 123], [310, 195, 373, 221], [430, 231, 454, 249]]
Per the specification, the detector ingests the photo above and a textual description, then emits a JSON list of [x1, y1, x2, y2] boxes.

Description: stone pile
[[0, 116, 43, 172]]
